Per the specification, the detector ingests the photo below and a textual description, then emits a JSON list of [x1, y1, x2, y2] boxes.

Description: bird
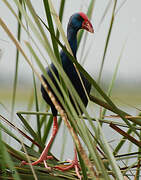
[[22, 12, 94, 178]]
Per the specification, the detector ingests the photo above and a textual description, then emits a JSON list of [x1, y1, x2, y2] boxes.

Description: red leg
[[55, 147, 81, 179], [21, 116, 58, 169]]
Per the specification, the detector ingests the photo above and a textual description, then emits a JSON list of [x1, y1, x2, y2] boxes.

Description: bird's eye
[[78, 16, 83, 21]]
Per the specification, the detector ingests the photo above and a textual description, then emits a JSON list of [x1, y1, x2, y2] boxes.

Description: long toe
[[55, 159, 81, 179], [21, 155, 53, 168]]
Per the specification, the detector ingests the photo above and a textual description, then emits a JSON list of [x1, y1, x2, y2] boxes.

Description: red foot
[[55, 149, 81, 180], [21, 155, 53, 170], [55, 159, 80, 170], [21, 116, 58, 170]]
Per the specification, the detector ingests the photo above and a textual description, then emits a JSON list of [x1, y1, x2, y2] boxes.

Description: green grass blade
[[0, 121, 21, 144], [47, 0, 72, 55], [11, 0, 22, 120], [95, 118, 124, 179], [101, 40, 127, 119], [43, 0, 60, 62], [137, 130, 141, 180], [56, 0, 66, 39], [0, 113, 41, 148], [125, 132, 134, 165], [77, 151, 88, 180], [16, 112, 44, 149], [42, 0, 68, 102], [32, 72, 41, 140]]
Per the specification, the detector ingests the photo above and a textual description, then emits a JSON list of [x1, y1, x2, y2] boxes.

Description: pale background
[[0, 1, 141, 173]]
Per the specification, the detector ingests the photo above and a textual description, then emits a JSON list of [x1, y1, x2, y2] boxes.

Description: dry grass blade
[[110, 123, 141, 148], [134, 159, 141, 180], [90, 95, 141, 126]]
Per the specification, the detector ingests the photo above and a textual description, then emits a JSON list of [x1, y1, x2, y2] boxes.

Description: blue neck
[[67, 28, 78, 58]]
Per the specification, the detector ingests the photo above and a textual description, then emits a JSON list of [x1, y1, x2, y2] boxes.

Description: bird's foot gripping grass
[[21, 155, 54, 170], [21, 116, 58, 170], [21, 147, 82, 179], [55, 148, 81, 179]]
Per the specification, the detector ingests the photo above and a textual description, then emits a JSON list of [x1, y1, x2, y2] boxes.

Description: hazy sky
[[0, 0, 141, 88]]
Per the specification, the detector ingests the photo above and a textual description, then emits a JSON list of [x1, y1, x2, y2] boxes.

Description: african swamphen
[[22, 12, 94, 178]]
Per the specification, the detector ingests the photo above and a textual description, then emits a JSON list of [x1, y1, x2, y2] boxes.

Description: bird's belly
[[41, 64, 91, 115]]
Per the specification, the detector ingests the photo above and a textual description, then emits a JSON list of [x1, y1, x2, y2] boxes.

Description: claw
[[55, 159, 81, 179], [44, 160, 51, 170], [55, 148, 81, 180]]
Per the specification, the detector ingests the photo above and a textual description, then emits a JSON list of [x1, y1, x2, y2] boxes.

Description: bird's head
[[68, 12, 94, 33]]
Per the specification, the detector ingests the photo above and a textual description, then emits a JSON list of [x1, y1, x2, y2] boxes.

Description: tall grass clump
[[0, 0, 141, 179]]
